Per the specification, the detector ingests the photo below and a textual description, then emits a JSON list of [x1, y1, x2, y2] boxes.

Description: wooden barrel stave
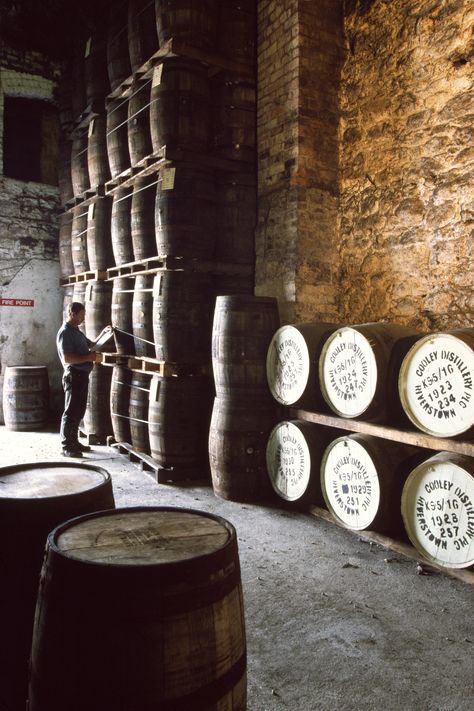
[[111, 188, 134, 266], [128, 0, 159, 73], [59, 212, 74, 279], [129, 372, 151, 454], [110, 364, 132, 444], [111, 277, 135, 355], [148, 374, 213, 471], [87, 114, 111, 189], [127, 81, 153, 167], [86, 197, 113, 272], [106, 98, 131, 179], [83, 364, 113, 438], [131, 177, 157, 261], [132, 274, 155, 357]]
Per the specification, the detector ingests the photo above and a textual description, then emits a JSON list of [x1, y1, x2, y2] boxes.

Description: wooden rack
[[290, 407, 474, 584]]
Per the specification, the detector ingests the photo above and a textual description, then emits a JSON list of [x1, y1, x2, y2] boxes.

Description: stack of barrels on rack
[[56, 0, 257, 475], [265, 322, 474, 569]]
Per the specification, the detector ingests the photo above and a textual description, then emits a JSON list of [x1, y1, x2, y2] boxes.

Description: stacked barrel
[[57, 2, 257, 471], [265, 322, 474, 569]]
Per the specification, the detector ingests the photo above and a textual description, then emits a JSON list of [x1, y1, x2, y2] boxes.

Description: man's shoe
[[61, 448, 83, 458], [75, 442, 91, 453]]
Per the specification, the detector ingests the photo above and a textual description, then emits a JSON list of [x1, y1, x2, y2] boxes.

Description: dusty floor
[[0, 425, 472, 711]]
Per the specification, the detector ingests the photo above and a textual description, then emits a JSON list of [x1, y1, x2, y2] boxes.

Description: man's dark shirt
[[56, 322, 93, 374]]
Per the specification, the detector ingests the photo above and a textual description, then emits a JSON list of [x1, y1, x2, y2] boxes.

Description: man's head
[[67, 302, 86, 326]]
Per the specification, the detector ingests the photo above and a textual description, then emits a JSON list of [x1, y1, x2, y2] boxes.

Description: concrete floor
[[0, 425, 472, 711]]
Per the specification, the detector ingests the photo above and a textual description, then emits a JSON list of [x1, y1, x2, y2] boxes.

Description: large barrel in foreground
[[0, 462, 114, 711], [28, 507, 246, 711]]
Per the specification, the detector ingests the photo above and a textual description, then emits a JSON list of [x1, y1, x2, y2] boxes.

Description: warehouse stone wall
[[340, 0, 474, 331], [0, 44, 63, 423], [257, 0, 473, 331]]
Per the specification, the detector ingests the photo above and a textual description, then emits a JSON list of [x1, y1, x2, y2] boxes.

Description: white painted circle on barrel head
[[266, 422, 311, 501], [320, 437, 380, 530], [399, 334, 474, 437], [402, 459, 474, 568], [0, 465, 107, 499], [319, 328, 377, 417], [266, 326, 310, 405]]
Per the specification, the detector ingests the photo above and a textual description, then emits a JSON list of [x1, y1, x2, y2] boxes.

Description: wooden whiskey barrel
[[266, 322, 339, 408], [2, 366, 49, 431], [155, 0, 218, 49], [86, 197, 113, 271], [321, 434, 421, 534], [152, 271, 213, 363], [58, 138, 74, 205], [0, 462, 114, 711], [71, 207, 89, 274], [154, 164, 216, 259], [28, 507, 246, 711], [218, 0, 256, 62], [106, 98, 131, 178], [266, 420, 337, 508], [84, 29, 109, 106], [111, 187, 134, 266], [401, 451, 474, 568], [398, 329, 474, 439], [107, 1, 132, 91], [319, 322, 421, 421], [110, 364, 132, 444], [132, 274, 155, 357], [111, 277, 135, 355], [215, 174, 256, 264], [209, 394, 278, 503], [127, 80, 153, 167], [211, 73, 255, 162], [87, 115, 110, 189], [212, 295, 279, 397], [70, 133, 89, 196], [131, 176, 157, 261], [129, 372, 151, 453], [59, 212, 74, 279], [149, 57, 211, 154], [84, 280, 113, 344], [148, 374, 213, 471], [83, 364, 113, 438], [128, 0, 159, 73]]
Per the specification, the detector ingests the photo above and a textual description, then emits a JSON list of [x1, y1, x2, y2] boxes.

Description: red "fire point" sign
[[1, 298, 35, 307]]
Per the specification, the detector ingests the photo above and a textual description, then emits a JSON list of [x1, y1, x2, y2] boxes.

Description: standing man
[[56, 301, 112, 457]]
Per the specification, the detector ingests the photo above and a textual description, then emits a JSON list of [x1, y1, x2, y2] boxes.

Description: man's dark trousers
[[60, 369, 89, 449]]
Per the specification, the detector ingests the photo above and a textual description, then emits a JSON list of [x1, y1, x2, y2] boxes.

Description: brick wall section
[[340, 0, 474, 330], [256, 0, 343, 323], [255, 0, 299, 323]]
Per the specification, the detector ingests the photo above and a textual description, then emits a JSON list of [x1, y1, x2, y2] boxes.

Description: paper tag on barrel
[[398, 332, 474, 438], [401, 453, 474, 568]]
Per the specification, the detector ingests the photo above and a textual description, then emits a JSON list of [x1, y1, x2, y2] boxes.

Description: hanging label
[[162, 167, 176, 190], [88, 203, 95, 220], [88, 119, 95, 137], [1, 298, 34, 307], [85, 37, 92, 58], [152, 64, 163, 88]]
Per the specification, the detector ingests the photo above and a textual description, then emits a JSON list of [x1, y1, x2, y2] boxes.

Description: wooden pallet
[[108, 439, 210, 483], [106, 255, 254, 279], [98, 352, 210, 377], [63, 185, 106, 212], [106, 37, 254, 103], [79, 430, 110, 446], [60, 270, 107, 286]]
